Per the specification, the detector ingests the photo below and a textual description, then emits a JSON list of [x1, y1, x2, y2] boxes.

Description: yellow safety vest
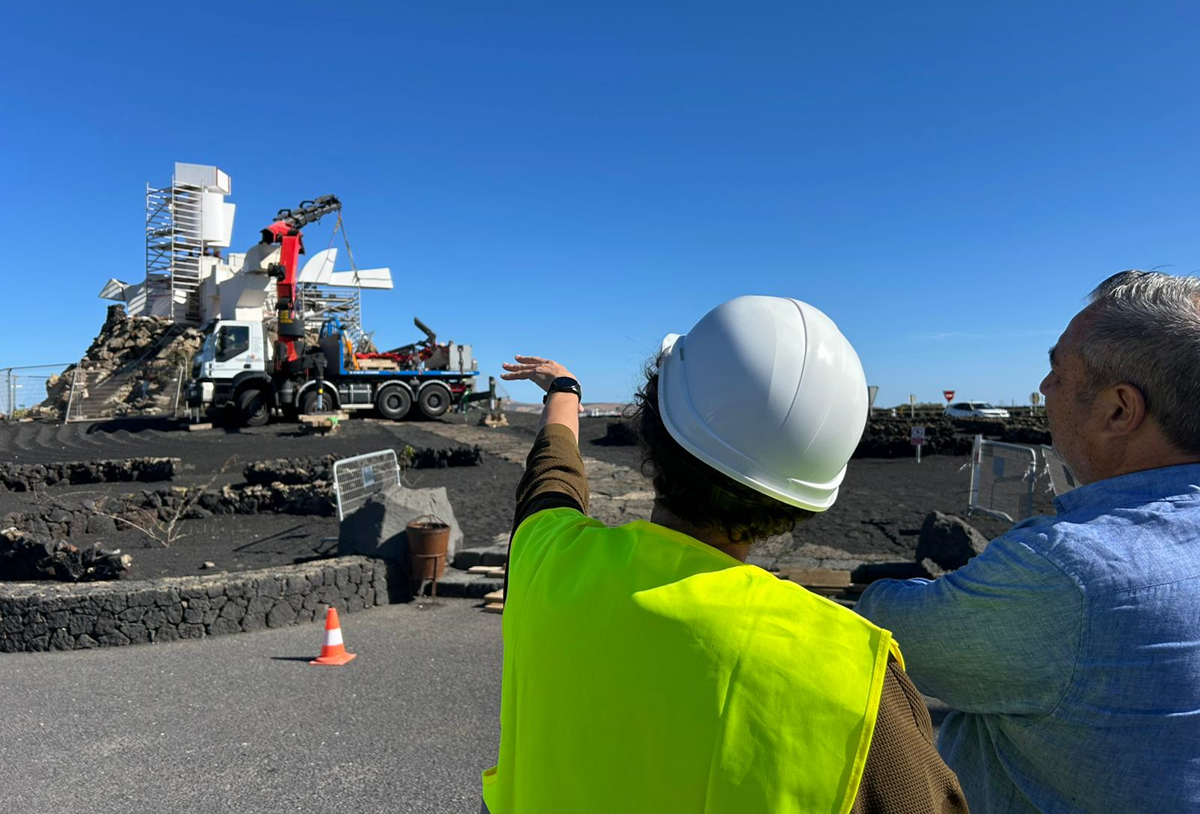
[[482, 508, 902, 814]]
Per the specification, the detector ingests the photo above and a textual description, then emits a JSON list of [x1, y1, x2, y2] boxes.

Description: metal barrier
[[66, 360, 186, 422], [1040, 445, 1079, 496], [1, 364, 73, 419], [967, 434, 1038, 523], [332, 450, 402, 521]]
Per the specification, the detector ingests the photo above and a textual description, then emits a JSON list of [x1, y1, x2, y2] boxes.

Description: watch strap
[[543, 377, 582, 403]]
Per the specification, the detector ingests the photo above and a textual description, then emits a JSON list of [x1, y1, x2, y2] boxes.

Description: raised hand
[[500, 355, 576, 393]]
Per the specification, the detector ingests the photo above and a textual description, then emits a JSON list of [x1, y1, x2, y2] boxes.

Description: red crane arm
[[260, 196, 342, 367]]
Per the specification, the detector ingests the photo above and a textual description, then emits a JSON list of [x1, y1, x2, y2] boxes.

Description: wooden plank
[[297, 412, 349, 434], [483, 589, 505, 603], [483, 602, 505, 614], [186, 422, 212, 432], [774, 568, 852, 589], [356, 358, 400, 370], [468, 565, 506, 576], [298, 411, 348, 424], [804, 585, 850, 598]]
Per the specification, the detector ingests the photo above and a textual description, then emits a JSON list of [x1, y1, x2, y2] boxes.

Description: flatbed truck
[[186, 316, 489, 427]]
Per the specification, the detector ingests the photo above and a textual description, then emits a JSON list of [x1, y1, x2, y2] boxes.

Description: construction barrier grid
[[332, 450, 402, 521]]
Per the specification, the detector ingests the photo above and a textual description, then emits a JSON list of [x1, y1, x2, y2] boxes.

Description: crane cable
[[295, 218, 341, 318], [336, 213, 361, 285], [334, 213, 374, 352]]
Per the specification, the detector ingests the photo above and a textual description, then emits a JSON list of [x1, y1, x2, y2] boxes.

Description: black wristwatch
[[543, 376, 582, 404]]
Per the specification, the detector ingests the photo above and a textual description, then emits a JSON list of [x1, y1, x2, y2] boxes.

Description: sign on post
[[943, 390, 955, 403], [909, 393, 917, 418], [1031, 392, 1041, 415], [867, 385, 879, 411], [911, 425, 926, 464]]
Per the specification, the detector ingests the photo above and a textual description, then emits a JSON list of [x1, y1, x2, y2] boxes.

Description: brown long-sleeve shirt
[[506, 423, 968, 813]]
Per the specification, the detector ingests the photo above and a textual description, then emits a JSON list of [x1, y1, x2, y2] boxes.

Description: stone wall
[[0, 555, 387, 653], [0, 457, 179, 492], [3, 482, 336, 541], [244, 448, 483, 487], [853, 416, 1051, 458]]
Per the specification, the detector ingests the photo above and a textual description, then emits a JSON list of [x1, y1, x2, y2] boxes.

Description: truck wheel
[[418, 383, 451, 418], [376, 386, 412, 420], [301, 389, 336, 415], [238, 389, 271, 427]]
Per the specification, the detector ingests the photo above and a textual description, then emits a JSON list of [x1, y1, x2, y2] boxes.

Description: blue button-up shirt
[[857, 464, 1200, 813]]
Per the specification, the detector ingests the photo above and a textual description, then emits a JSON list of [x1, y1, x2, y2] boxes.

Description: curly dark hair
[[630, 365, 815, 543]]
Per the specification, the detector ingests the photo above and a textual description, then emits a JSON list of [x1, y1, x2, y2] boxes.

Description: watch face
[[548, 377, 581, 397]]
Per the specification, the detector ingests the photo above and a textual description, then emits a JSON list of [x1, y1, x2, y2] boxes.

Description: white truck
[[186, 316, 486, 427]]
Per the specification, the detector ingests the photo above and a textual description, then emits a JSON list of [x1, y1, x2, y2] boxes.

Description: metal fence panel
[[1040, 445, 1079, 496], [968, 434, 1038, 524], [332, 450, 402, 521], [66, 359, 186, 422], [1, 364, 73, 419]]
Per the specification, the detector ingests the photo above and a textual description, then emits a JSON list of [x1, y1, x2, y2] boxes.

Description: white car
[[944, 401, 1011, 419]]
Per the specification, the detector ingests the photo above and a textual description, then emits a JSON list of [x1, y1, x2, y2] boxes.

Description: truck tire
[[418, 383, 452, 418], [301, 388, 336, 415], [376, 385, 413, 420], [238, 389, 271, 427]]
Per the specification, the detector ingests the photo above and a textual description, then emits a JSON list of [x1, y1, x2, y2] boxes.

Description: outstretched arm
[[501, 355, 580, 443]]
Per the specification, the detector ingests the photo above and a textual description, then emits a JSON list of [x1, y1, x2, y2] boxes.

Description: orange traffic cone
[[310, 607, 357, 666]]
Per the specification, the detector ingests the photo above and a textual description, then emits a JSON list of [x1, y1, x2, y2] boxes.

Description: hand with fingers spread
[[500, 356, 576, 393], [502, 355, 581, 441]]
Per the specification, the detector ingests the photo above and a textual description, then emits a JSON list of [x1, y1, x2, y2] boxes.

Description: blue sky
[[3, 1, 1198, 406]]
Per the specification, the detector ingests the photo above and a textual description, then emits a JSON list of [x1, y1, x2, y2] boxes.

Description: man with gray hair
[[857, 270, 1200, 813]]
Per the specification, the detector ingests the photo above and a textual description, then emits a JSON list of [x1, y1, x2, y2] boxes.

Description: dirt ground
[[0, 416, 518, 579], [0, 411, 1053, 581]]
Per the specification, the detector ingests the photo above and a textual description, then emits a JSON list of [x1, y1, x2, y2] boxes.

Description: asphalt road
[[0, 599, 502, 814]]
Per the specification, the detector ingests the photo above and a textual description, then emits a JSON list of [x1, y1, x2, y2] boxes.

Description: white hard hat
[[657, 295, 867, 512]]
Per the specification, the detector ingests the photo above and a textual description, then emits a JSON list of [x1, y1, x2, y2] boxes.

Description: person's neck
[[1087, 433, 1200, 484], [650, 503, 752, 563]]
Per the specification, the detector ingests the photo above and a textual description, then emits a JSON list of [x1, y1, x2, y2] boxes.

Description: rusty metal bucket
[[407, 513, 450, 581]]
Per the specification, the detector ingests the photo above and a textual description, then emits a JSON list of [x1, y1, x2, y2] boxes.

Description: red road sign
[[943, 390, 955, 403]]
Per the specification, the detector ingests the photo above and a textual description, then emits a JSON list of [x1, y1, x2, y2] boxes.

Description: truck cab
[[187, 320, 273, 424], [196, 320, 268, 378]]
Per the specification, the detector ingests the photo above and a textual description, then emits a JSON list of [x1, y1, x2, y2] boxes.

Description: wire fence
[[0, 364, 74, 420]]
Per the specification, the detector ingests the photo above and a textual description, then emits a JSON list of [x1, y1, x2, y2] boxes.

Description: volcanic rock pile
[[243, 455, 338, 486], [211, 482, 335, 517], [0, 528, 131, 582], [41, 305, 204, 418], [411, 446, 483, 469], [0, 457, 179, 492]]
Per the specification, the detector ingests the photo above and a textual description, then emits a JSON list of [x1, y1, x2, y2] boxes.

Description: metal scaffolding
[[143, 164, 234, 325]]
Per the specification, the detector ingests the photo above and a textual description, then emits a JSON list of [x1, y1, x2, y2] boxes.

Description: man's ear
[[1103, 382, 1148, 437]]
